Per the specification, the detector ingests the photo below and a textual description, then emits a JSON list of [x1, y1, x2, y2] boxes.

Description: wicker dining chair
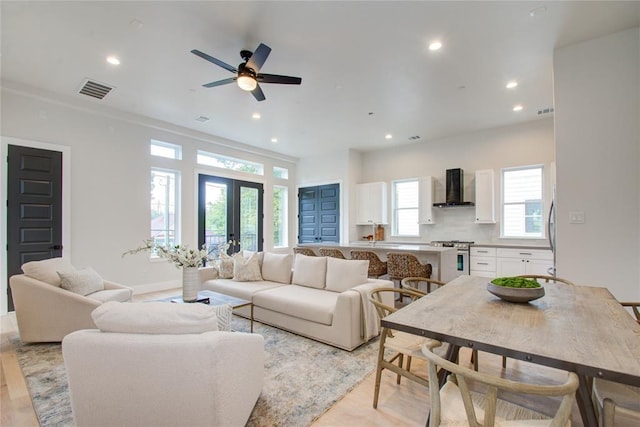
[[292, 247, 316, 257], [318, 248, 346, 259], [401, 276, 446, 294], [350, 250, 388, 278]]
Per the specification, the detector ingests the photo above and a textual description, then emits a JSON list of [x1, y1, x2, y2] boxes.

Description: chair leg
[[373, 331, 388, 409], [397, 354, 404, 384]]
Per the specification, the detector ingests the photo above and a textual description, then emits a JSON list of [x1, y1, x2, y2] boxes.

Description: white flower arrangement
[[123, 239, 213, 268]]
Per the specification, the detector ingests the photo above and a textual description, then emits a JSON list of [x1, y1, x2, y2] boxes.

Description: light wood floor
[[1, 289, 591, 427]]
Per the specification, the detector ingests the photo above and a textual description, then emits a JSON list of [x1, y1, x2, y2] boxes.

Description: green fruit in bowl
[[490, 277, 541, 289]]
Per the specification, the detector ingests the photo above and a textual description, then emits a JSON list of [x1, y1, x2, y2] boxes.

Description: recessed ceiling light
[[513, 105, 524, 112], [385, 134, 393, 140], [429, 41, 442, 51], [106, 56, 120, 65], [506, 81, 518, 89], [252, 112, 261, 119], [271, 138, 278, 143]]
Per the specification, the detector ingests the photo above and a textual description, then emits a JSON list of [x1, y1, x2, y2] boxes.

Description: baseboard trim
[[132, 280, 179, 295]]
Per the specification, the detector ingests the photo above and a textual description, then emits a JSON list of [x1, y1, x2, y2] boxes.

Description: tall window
[[393, 179, 419, 236], [502, 165, 544, 238], [273, 186, 288, 247], [151, 169, 179, 248]]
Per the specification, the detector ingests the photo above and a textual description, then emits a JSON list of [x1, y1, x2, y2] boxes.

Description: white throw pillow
[[92, 301, 219, 334], [233, 252, 263, 281], [325, 257, 369, 292], [242, 250, 264, 269], [21, 257, 75, 287], [218, 252, 234, 279], [58, 267, 105, 296], [291, 255, 327, 289], [261, 252, 293, 284]]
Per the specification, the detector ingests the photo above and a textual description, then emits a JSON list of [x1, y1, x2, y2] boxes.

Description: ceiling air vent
[[408, 135, 421, 141], [78, 79, 114, 100], [537, 107, 554, 116]]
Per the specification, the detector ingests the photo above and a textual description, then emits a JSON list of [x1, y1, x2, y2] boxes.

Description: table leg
[[437, 343, 460, 388], [250, 304, 254, 333], [576, 374, 598, 427]]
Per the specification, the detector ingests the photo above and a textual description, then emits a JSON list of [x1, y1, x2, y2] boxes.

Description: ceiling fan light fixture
[[237, 75, 257, 91]]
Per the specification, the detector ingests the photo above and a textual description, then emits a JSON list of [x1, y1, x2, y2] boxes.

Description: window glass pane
[[396, 209, 419, 235], [197, 150, 264, 175], [393, 180, 419, 236], [150, 140, 182, 160], [204, 182, 227, 258], [273, 186, 288, 247], [273, 166, 289, 179], [240, 187, 259, 252], [502, 166, 543, 238], [151, 169, 179, 248]]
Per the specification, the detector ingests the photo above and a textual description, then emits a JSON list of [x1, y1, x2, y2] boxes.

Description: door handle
[[49, 245, 63, 250]]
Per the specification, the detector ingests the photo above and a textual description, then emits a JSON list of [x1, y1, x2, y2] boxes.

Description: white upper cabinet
[[475, 169, 495, 223], [418, 176, 436, 224], [355, 182, 388, 225]]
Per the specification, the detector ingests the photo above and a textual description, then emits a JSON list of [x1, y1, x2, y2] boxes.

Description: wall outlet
[[569, 211, 585, 224]]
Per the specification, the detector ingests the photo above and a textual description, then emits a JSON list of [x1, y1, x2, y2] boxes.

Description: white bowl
[[486, 282, 545, 303]]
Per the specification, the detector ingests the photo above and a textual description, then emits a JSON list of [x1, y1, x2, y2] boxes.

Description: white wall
[[1, 84, 298, 311], [553, 27, 640, 300]]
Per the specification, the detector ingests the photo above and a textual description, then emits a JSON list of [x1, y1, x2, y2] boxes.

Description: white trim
[[131, 280, 180, 296], [0, 136, 72, 314]]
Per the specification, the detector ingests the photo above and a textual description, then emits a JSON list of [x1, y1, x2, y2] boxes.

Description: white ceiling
[[2, 1, 639, 159]]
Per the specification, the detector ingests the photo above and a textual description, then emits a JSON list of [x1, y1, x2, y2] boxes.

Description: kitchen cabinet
[[418, 176, 436, 224], [496, 248, 553, 276], [475, 169, 495, 223], [470, 246, 497, 278], [355, 182, 388, 225]]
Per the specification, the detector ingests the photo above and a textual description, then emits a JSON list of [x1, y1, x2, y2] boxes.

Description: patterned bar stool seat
[[293, 247, 316, 257], [386, 252, 432, 285], [350, 250, 388, 278], [318, 248, 347, 259]]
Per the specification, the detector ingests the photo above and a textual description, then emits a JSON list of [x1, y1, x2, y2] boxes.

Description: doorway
[[297, 184, 340, 244], [198, 175, 264, 257], [6, 145, 63, 311]]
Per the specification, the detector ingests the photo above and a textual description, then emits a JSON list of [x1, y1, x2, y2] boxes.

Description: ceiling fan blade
[[251, 84, 266, 102], [258, 73, 302, 85], [191, 49, 237, 73], [202, 77, 236, 88], [246, 43, 271, 72]]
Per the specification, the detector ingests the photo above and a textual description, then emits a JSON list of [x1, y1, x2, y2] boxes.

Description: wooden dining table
[[381, 275, 640, 427]]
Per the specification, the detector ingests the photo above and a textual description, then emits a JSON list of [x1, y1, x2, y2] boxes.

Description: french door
[[198, 175, 263, 257]]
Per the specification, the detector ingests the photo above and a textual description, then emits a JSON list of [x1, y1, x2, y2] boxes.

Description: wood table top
[[382, 275, 640, 386]]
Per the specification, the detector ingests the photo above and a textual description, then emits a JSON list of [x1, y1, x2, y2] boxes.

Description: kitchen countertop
[[300, 242, 456, 253], [471, 243, 551, 250]]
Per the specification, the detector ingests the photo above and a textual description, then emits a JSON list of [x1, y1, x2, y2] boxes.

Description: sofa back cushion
[[92, 301, 220, 334], [21, 257, 75, 287], [261, 252, 293, 284], [291, 254, 327, 289], [233, 252, 263, 282], [325, 257, 369, 292]]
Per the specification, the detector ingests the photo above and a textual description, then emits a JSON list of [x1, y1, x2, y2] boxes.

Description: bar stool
[[350, 250, 387, 278], [293, 247, 316, 257], [318, 248, 347, 259], [387, 252, 432, 286]]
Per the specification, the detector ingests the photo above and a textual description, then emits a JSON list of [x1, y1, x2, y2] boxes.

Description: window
[[273, 166, 289, 179], [150, 139, 182, 160], [197, 150, 264, 175], [151, 169, 180, 249], [502, 165, 544, 238], [393, 179, 419, 236], [273, 185, 288, 247]]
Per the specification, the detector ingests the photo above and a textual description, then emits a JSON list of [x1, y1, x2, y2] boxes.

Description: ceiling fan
[[191, 43, 302, 101]]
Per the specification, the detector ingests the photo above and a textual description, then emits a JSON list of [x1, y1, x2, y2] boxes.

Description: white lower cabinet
[[470, 247, 497, 278], [496, 248, 553, 277]]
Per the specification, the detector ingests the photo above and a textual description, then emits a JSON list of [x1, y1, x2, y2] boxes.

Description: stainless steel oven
[[430, 241, 473, 278]]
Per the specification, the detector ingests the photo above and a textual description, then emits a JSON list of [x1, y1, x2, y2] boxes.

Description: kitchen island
[[298, 242, 458, 282]]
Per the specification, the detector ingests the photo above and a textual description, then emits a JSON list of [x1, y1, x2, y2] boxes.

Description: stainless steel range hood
[[433, 168, 474, 207]]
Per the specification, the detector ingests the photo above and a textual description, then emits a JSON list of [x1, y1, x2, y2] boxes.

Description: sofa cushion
[[291, 255, 327, 289], [202, 278, 287, 301], [92, 301, 219, 334], [253, 285, 339, 326], [261, 252, 293, 284], [58, 267, 105, 295], [87, 288, 133, 303], [21, 257, 75, 287], [218, 253, 234, 279], [325, 258, 369, 293], [233, 252, 262, 281]]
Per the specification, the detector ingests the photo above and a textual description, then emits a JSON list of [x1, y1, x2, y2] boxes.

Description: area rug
[[13, 317, 379, 427]]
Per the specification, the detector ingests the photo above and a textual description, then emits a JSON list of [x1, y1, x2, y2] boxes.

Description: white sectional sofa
[[200, 252, 394, 351]]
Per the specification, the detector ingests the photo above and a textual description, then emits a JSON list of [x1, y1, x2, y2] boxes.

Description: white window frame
[[197, 150, 264, 175], [150, 168, 181, 255], [392, 178, 420, 237], [501, 164, 544, 239], [273, 185, 288, 248], [150, 139, 182, 160]]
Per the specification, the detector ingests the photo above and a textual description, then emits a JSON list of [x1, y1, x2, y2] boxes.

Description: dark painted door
[[198, 174, 263, 257], [298, 184, 339, 244], [6, 145, 63, 311]]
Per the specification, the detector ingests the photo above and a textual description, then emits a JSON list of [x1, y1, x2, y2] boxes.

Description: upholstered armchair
[[9, 257, 132, 343]]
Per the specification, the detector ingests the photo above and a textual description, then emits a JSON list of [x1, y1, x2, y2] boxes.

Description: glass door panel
[[239, 186, 259, 252], [203, 181, 229, 258]]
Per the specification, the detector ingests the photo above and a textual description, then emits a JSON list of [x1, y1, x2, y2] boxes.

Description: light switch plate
[[569, 211, 585, 224]]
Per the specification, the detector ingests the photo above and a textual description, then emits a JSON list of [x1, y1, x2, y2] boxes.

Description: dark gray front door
[[6, 145, 63, 311], [298, 184, 339, 244]]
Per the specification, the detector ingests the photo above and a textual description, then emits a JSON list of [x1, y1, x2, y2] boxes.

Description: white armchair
[[62, 302, 264, 427], [9, 257, 132, 343]]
